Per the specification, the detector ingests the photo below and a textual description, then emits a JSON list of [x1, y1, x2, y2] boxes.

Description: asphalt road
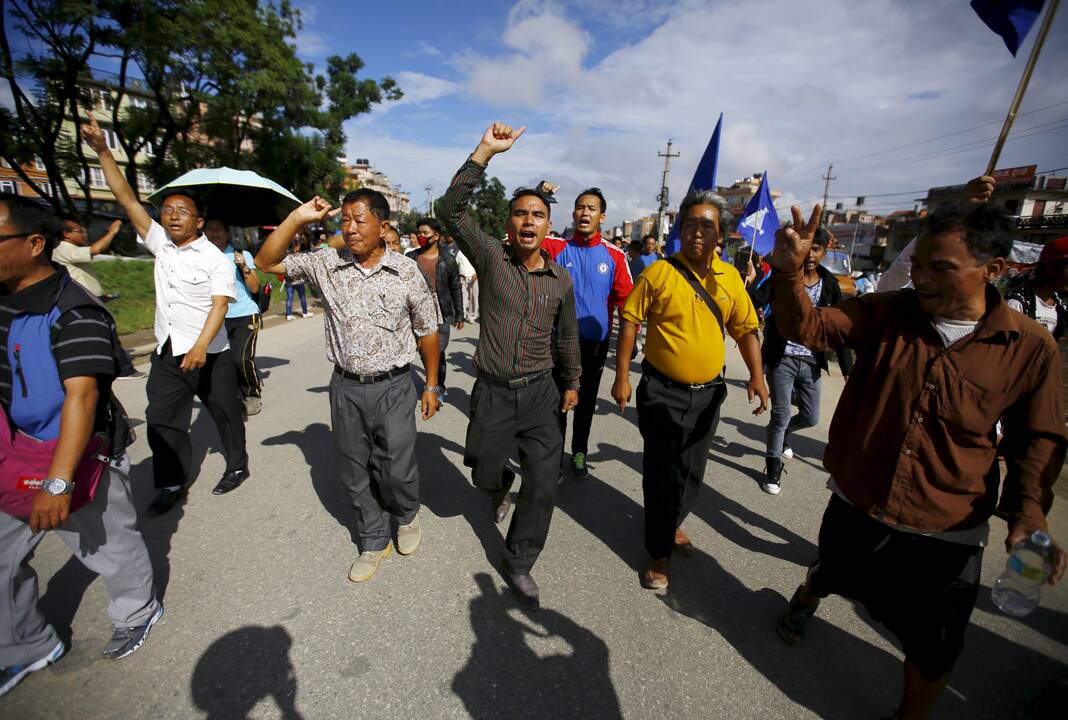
[[6, 315, 1068, 719]]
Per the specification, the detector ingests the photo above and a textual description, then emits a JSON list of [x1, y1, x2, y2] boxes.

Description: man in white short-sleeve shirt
[[81, 110, 249, 514]]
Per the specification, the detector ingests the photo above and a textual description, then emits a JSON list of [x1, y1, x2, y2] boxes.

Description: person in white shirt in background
[[51, 217, 145, 379], [454, 241, 478, 322], [81, 111, 250, 515], [1004, 235, 1068, 340]]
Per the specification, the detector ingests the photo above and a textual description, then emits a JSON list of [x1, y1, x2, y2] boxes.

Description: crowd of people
[[0, 116, 1064, 720]]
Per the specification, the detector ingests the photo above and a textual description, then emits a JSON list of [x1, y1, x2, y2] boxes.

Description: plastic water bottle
[[991, 530, 1054, 617]]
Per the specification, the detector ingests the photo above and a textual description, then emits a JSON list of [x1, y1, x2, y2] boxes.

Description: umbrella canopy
[[147, 167, 300, 227]]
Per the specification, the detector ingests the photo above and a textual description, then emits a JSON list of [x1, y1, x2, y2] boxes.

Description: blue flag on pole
[[665, 113, 721, 255], [736, 171, 780, 257], [971, 0, 1045, 56]]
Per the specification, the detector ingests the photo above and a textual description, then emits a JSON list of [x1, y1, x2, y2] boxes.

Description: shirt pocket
[[939, 375, 999, 446], [178, 269, 211, 298], [370, 292, 407, 332], [527, 292, 557, 333]]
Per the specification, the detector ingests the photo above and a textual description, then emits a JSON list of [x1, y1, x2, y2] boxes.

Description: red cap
[[1039, 236, 1068, 263]]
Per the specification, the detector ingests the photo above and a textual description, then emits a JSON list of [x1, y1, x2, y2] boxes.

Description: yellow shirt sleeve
[[622, 263, 663, 324]]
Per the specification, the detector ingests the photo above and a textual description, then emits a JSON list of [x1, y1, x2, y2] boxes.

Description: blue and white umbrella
[[148, 167, 300, 227]]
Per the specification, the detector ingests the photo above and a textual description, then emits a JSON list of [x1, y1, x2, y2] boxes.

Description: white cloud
[[0, 81, 16, 112], [392, 71, 459, 105], [359, 0, 1068, 228], [294, 3, 327, 59]]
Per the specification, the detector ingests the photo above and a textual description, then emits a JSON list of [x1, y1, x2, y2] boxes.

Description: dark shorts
[[809, 495, 984, 681]]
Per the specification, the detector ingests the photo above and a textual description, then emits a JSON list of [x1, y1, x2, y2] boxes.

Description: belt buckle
[[508, 376, 529, 390], [358, 373, 375, 383], [688, 381, 708, 391]]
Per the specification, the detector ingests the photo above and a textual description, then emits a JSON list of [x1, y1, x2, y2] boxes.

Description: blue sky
[[288, 0, 1068, 226], [7, 0, 1067, 226]]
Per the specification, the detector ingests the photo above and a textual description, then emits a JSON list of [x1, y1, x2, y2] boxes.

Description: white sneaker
[[761, 480, 782, 495], [0, 640, 65, 697], [286, 315, 296, 321], [782, 446, 794, 460], [302, 312, 314, 318]]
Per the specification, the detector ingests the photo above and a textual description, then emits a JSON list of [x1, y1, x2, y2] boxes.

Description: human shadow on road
[[191, 625, 303, 720], [661, 549, 928, 719], [416, 432, 502, 568], [256, 356, 291, 370], [690, 485, 817, 567], [452, 573, 622, 719], [262, 422, 357, 545], [720, 416, 827, 471]]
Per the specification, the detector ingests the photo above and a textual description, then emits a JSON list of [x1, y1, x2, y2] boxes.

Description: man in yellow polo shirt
[[612, 189, 769, 590]]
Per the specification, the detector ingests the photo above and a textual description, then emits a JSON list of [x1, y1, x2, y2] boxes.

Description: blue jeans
[[285, 283, 307, 316], [766, 356, 821, 459]]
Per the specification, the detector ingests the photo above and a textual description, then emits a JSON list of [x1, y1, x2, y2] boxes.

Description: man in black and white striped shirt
[[0, 194, 161, 697]]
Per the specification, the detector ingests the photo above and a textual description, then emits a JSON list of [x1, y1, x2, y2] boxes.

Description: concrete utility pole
[[656, 139, 680, 246], [820, 164, 836, 227], [425, 186, 434, 218]]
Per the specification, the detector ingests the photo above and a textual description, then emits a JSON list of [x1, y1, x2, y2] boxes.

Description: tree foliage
[[0, 0, 400, 218], [431, 175, 510, 239]]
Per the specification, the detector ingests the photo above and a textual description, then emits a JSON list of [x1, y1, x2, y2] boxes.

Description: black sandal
[[776, 584, 819, 646]]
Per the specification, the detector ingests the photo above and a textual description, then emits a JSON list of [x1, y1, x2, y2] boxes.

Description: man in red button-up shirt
[[769, 197, 1067, 720]]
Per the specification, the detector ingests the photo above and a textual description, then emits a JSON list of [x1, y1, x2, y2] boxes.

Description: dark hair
[[922, 204, 1014, 261], [628, 239, 642, 253], [575, 187, 607, 213], [417, 217, 444, 235], [678, 189, 731, 238], [812, 227, 830, 248], [510, 188, 551, 218], [642, 233, 657, 244], [156, 188, 205, 217], [341, 188, 390, 221], [0, 192, 61, 255]]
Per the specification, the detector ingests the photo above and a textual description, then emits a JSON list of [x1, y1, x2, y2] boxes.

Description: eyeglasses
[[160, 206, 195, 219], [0, 232, 29, 242]]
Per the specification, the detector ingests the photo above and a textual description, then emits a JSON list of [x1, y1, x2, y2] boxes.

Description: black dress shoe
[[148, 488, 186, 515], [212, 469, 249, 495], [507, 572, 540, 609], [489, 468, 516, 524]]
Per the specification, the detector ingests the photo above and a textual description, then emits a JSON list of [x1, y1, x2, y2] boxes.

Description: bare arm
[[417, 332, 441, 420], [90, 220, 121, 256], [30, 376, 99, 533], [611, 319, 639, 412], [179, 296, 229, 372], [736, 330, 769, 415], [80, 112, 153, 239], [234, 252, 260, 293], [255, 197, 336, 276]]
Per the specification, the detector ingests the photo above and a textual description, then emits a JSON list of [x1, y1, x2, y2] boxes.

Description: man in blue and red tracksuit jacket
[[543, 187, 633, 480]]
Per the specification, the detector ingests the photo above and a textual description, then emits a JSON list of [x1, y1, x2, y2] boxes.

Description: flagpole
[[985, 0, 1060, 175]]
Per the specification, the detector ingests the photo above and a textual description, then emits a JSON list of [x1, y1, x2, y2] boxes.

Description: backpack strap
[[665, 257, 725, 338]]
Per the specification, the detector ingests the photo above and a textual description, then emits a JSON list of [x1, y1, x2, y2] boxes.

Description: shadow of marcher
[[452, 573, 622, 719], [661, 549, 928, 719], [690, 485, 817, 567], [262, 423, 356, 544], [255, 356, 291, 370], [416, 432, 502, 568], [719, 416, 826, 471], [191, 625, 303, 720]]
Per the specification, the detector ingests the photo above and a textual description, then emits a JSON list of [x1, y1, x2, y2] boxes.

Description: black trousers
[[224, 314, 262, 399], [557, 338, 610, 457], [636, 366, 727, 559], [463, 374, 562, 574], [146, 341, 248, 489]]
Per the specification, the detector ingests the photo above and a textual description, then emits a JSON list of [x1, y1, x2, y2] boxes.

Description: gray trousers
[[329, 371, 421, 553], [765, 356, 821, 459], [0, 458, 160, 667]]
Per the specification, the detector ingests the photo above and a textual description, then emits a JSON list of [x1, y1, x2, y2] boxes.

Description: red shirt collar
[[570, 231, 602, 248]]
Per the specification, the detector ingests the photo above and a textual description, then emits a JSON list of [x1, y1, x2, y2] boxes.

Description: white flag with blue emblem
[[737, 171, 780, 256]]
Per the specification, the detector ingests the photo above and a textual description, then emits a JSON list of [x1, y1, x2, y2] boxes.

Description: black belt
[[477, 369, 552, 390], [641, 360, 723, 392], [334, 364, 409, 384]]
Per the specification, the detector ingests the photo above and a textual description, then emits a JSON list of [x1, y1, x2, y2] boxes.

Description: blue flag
[[971, 0, 1045, 56], [665, 113, 721, 255], [736, 171, 780, 257]]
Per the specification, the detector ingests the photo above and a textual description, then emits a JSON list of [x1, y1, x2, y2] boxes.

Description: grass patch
[[88, 259, 286, 335]]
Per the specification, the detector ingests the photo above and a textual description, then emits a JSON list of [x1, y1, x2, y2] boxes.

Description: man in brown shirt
[[440, 122, 580, 609], [770, 199, 1067, 720]]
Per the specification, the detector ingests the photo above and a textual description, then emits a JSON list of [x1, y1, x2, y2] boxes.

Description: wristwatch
[[424, 385, 444, 395], [42, 477, 74, 496]]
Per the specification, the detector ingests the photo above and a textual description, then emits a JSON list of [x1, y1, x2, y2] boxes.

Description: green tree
[[0, 0, 399, 218], [433, 175, 509, 238]]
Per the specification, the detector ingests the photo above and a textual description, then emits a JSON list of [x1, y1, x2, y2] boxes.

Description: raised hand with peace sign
[[769, 203, 823, 275]]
